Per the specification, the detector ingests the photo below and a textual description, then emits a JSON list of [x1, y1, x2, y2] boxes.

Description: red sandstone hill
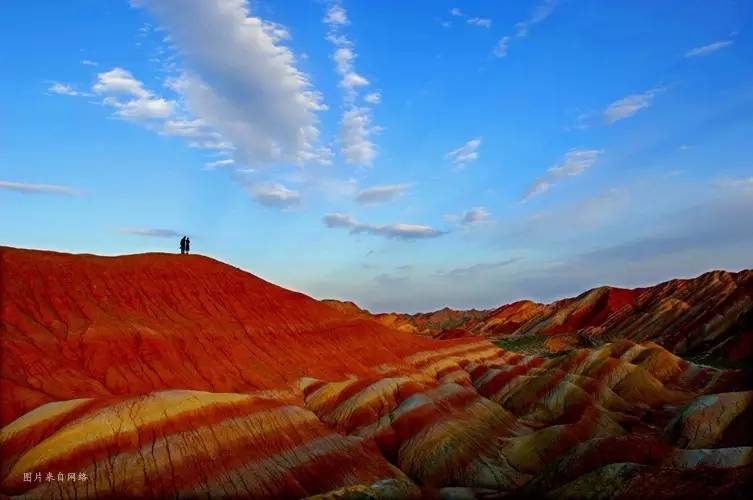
[[332, 270, 753, 362], [1, 247, 751, 498], [0, 246, 446, 427]]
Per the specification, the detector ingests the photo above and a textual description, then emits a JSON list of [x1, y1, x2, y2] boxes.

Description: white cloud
[[136, 0, 330, 166], [548, 149, 600, 176], [515, 0, 558, 37], [324, 4, 349, 25], [161, 118, 212, 138], [333, 47, 354, 74], [446, 138, 481, 167], [603, 88, 661, 124], [355, 184, 409, 204], [447, 206, 491, 225], [93, 67, 176, 122], [685, 40, 733, 58], [494, 0, 558, 58], [523, 149, 601, 201], [467, 17, 492, 28], [249, 183, 301, 208], [81, 59, 98, 66], [48, 82, 89, 97], [450, 8, 463, 17], [323, 213, 445, 239], [103, 95, 175, 120], [0, 180, 80, 196], [493, 37, 510, 58], [341, 107, 377, 166], [341, 72, 369, 89], [324, 2, 378, 166], [119, 227, 180, 238], [364, 92, 381, 104], [93, 68, 150, 97], [203, 158, 235, 169], [522, 179, 552, 200]]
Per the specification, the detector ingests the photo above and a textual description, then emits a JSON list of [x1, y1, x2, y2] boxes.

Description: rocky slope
[[333, 269, 753, 363], [1, 247, 751, 498]]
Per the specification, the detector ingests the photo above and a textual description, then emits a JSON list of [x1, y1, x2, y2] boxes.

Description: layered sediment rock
[[329, 268, 753, 363], [1, 247, 751, 498]]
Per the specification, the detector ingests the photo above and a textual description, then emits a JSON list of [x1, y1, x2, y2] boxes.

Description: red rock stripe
[[4, 394, 295, 492], [1, 396, 125, 479]]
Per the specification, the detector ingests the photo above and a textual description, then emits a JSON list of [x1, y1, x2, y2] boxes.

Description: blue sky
[[2, 0, 752, 312]]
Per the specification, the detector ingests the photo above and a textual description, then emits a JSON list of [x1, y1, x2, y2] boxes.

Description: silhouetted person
[[179, 236, 186, 255], [185, 237, 191, 254]]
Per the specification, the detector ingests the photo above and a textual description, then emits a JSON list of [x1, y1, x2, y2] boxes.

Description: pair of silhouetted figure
[[179, 236, 191, 255]]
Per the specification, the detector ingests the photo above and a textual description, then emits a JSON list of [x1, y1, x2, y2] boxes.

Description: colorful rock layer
[[1, 247, 751, 498], [328, 269, 753, 363]]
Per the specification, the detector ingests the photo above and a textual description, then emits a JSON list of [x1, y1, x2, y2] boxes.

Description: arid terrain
[[1, 247, 751, 499], [326, 269, 753, 365]]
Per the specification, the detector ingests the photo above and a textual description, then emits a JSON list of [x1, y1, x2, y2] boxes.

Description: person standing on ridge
[[179, 236, 186, 255], [185, 236, 191, 255]]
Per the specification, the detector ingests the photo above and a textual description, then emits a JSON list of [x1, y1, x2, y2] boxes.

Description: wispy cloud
[[48, 82, 90, 97], [494, 0, 558, 58], [515, 0, 558, 37], [248, 183, 301, 208], [355, 184, 409, 205], [685, 40, 733, 58], [118, 227, 180, 238], [603, 88, 662, 124], [493, 37, 510, 58], [447, 8, 492, 29], [523, 149, 601, 201], [439, 258, 520, 278], [81, 59, 98, 66], [446, 206, 491, 225], [0, 180, 80, 196], [324, 2, 379, 167], [446, 138, 481, 167], [323, 213, 445, 239], [203, 158, 235, 170], [467, 17, 492, 28]]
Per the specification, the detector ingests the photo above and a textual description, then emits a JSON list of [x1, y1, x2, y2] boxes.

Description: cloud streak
[[685, 40, 733, 58], [323, 213, 445, 239], [523, 149, 601, 201], [467, 17, 492, 28], [439, 258, 520, 278], [446, 207, 491, 225], [603, 88, 661, 124], [446, 138, 481, 167], [494, 0, 558, 58], [355, 184, 409, 205], [0, 181, 80, 196], [249, 183, 301, 208], [48, 82, 90, 97]]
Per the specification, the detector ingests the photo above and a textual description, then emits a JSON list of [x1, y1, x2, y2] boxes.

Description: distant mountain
[[2, 247, 750, 498], [327, 269, 753, 363]]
